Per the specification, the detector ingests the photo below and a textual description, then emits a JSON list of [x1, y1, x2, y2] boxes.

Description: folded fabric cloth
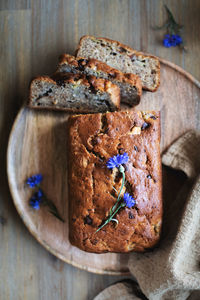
[[94, 131, 200, 300], [94, 280, 148, 300]]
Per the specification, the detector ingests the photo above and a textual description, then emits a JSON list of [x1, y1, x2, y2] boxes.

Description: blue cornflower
[[123, 192, 136, 208], [36, 189, 43, 198], [29, 189, 43, 210], [175, 35, 183, 45], [29, 198, 40, 210], [26, 174, 43, 188], [163, 34, 182, 48], [106, 153, 129, 169]]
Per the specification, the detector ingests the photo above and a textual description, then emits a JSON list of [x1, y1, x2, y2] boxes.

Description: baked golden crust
[[29, 73, 120, 112], [68, 111, 162, 253], [76, 35, 160, 92], [58, 53, 142, 95]]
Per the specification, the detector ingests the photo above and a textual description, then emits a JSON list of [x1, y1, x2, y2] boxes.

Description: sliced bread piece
[[76, 35, 160, 92], [57, 54, 142, 106], [29, 73, 120, 113]]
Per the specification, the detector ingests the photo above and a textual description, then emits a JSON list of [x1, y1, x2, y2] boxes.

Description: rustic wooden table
[[1, 1, 200, 299]]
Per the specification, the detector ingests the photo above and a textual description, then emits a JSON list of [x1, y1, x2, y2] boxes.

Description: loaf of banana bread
[[68, 111, 162, 253], [76, 35, 160, 92], [29, 73, 120, 113], [58, 54, 142, 106]]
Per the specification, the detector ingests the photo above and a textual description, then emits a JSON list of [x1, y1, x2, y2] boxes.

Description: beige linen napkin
[[94, 131, 200, 300]]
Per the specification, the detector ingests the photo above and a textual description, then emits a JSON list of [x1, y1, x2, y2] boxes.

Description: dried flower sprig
[[154, 5, 186, 51], [26, 174, 64, 222], [96, 153, 136, 232]]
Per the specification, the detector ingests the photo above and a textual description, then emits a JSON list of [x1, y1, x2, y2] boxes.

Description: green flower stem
[[43, 197, 65, 222], [32, 183, 64, 222], [96, 202, 125, 233], [165, 5, 183, 35], [96, 165, 127, 233], [111, 166, 125, 214], [165, 5, 176, 24], [154, 5, 183, 35]]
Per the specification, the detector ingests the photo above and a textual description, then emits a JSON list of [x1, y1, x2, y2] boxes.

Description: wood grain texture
[[1, 0, 200, 299], [7, 58, 200, 276]]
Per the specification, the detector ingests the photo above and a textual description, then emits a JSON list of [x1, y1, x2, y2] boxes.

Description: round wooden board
[[7, 58, 200, 275]]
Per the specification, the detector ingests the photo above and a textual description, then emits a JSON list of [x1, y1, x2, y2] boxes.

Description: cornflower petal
[[106, 155, 119, 169], [123, 192, 136, 208], [29, 190, 43, 210], [106, 152, 129, 169], [26, 174, 43, 188], [116, 153, 129, 165]]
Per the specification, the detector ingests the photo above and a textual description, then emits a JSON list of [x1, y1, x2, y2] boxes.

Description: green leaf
[[49, 209, 65, 222], [164, 5, 183, 31], [43, 197, 65, 222], [164, 5, 176, 23], [96, 203, 123, 232], [96, 166, 127, 233]]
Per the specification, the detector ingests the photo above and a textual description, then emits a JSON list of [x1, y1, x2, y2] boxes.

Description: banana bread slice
[[68, 111, 162, 253], [76, 35, 160, 92], [29, 73, 120, 113], [57, 54, 142, 106]]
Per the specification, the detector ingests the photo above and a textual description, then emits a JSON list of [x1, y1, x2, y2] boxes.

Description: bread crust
[[76, 35, 160, 92], [68, 110, 162, 253], [58, 54, 142, 98], [29, 73, 120, 112]]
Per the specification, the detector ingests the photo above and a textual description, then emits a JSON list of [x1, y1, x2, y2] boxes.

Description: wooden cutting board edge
[[6, 57, 200, 275]]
